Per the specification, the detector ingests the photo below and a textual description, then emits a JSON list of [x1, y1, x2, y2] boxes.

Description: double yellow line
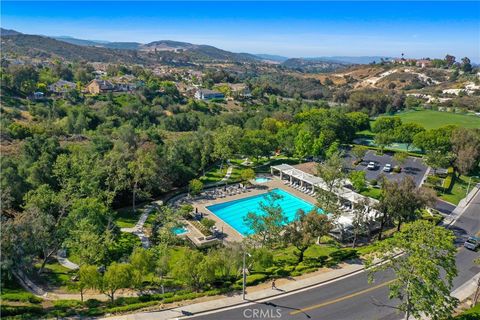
[[290, 279, 395, 315]]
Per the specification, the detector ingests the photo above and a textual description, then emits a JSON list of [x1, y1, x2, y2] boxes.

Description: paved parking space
[[344, 150, 428, 187]]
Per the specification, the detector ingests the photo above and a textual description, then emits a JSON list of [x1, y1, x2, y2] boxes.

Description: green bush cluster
[[106, 301, 159, 314], [235, 274, 268, 286], [1, 305, 43, 317], [1, 292, 42, 304], [443, 174, 453, 190]]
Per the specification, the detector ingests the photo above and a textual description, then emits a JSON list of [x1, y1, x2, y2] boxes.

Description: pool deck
[[192, 177, 318, 243]]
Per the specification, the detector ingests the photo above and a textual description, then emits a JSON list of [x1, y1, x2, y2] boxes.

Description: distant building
[[229, 83, 252, 98], [85, 79, 115, 94], [416, 59, 432, 68], [194, 89, 224, 100], [48, 80, 76, 94]]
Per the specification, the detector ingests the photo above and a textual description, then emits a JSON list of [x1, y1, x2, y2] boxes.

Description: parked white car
[[367, 162, 376, 170], [383, 164, 392, 172]]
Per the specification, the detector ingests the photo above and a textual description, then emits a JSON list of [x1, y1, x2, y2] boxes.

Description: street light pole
[[466, 176, 479, 196], [242, 251, 251, 300]]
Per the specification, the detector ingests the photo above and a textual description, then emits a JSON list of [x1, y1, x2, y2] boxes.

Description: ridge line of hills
[[1, 27, 388, 70]]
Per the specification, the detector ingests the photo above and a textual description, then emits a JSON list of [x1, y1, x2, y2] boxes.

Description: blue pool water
[[255, 177, 271, 183], [172, 226, 188, 235], [207, 189, 321, 236]]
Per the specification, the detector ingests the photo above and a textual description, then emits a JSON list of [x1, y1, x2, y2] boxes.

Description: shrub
[[393, 166, 401, 173], [1, 305, 44, 316], [106, 301, 159, 314], [329, 249, 358, 262], [443, 174, 453, 190], [85, 299, 102, 308], [1, 292, 42, 304], [53, 299, 83, 309], [200, 218, 216, 230], [370, 179, 378, 186], [235, 273, 268, 286], [273, 267, 291, 277], [304, 255, 328, 267]]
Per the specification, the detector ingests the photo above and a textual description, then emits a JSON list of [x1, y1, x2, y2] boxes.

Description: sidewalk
[[102, 261, 364, 320], [443, 185, 479, 227]]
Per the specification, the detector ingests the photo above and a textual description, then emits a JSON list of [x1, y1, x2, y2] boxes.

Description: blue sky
[[2, 1, 479, 60]]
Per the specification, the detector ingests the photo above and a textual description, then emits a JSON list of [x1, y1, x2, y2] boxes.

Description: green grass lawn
[[439, 174, 480, 205], [33, 262, 76, 291], [115, 207, 143, 228], [390, 109, 480, 130], [454, 303, 480, 319], [360, 187, 382, 200], [199, 165, 228, 184]]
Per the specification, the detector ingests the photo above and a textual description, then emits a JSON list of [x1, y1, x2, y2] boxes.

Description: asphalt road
[[190, 191, 480, 320]]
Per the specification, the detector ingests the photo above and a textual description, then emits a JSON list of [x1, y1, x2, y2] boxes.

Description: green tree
[[189, 179, 204, 196], [78, 265, 101, 302], [283, 209, 332, 262], [243, 192, 287, 247], [374, 132, 393, 154], [128, 147, 159, 213], [378, 177, 436, 234], [451, 128, 480, 176], [345, 112, 370, 131], [172, 249, 215, 291], [351, 198, 373, 248], [367, 220, 458, 320], [240, 130, 274, 162], [461, 57, 472, 73], [240, 168, 255, 184], [213, 125, 242, 167], [393, 151, 408, 166], [351, 145, 368, 162], [316, 152, 346, 208], [130, 247, 156, 290], [101, 262, 134, 303], [394, 123, 425, 151], [371, 117, 402, 134], [349, 171, 367, 192]]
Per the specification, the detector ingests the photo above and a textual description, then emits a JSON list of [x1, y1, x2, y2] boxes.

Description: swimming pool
[[207, 189, 321, 236], [172, 226, 189, 235], [255, 177, 271, 183]]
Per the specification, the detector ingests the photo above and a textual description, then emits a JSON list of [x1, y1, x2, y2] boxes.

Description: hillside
[[281, 58, 349, 73], [1, 31, 260, 64], [1, 34, 146, 63]]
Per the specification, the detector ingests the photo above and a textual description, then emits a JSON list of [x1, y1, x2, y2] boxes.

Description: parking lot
[[344, 150, 428, 187]]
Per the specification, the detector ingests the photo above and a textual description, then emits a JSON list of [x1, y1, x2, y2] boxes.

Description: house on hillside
[[48, 80, 76, 94], [30, 91, 45, 101], [85, 79, 115, 94], [229, 83, 251, 98], [416, 59, 432, 68], [194, 89, 224, 100]]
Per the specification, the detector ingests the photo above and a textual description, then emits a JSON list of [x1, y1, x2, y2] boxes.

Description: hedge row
[[1, 305, 43, 317], [1, 292, 43, 304]]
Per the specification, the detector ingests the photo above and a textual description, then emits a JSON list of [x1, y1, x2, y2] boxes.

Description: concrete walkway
[[102, 262, 365, 320], [220, 161, 233, 182], [120, 201, 163, 248], [56, 249, 79, 270], [443, 185, 479, 226]]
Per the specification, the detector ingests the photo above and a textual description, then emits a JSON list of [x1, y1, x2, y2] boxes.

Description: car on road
[[464, 236, 480, 250], [383, 164, 392, 172], [367, 162, 376, 170]]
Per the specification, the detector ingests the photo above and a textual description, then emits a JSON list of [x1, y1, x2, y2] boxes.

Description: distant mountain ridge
[[0, 28, 391, 69], [1, 28, 22, 36], [1, 28, 260, 64]]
